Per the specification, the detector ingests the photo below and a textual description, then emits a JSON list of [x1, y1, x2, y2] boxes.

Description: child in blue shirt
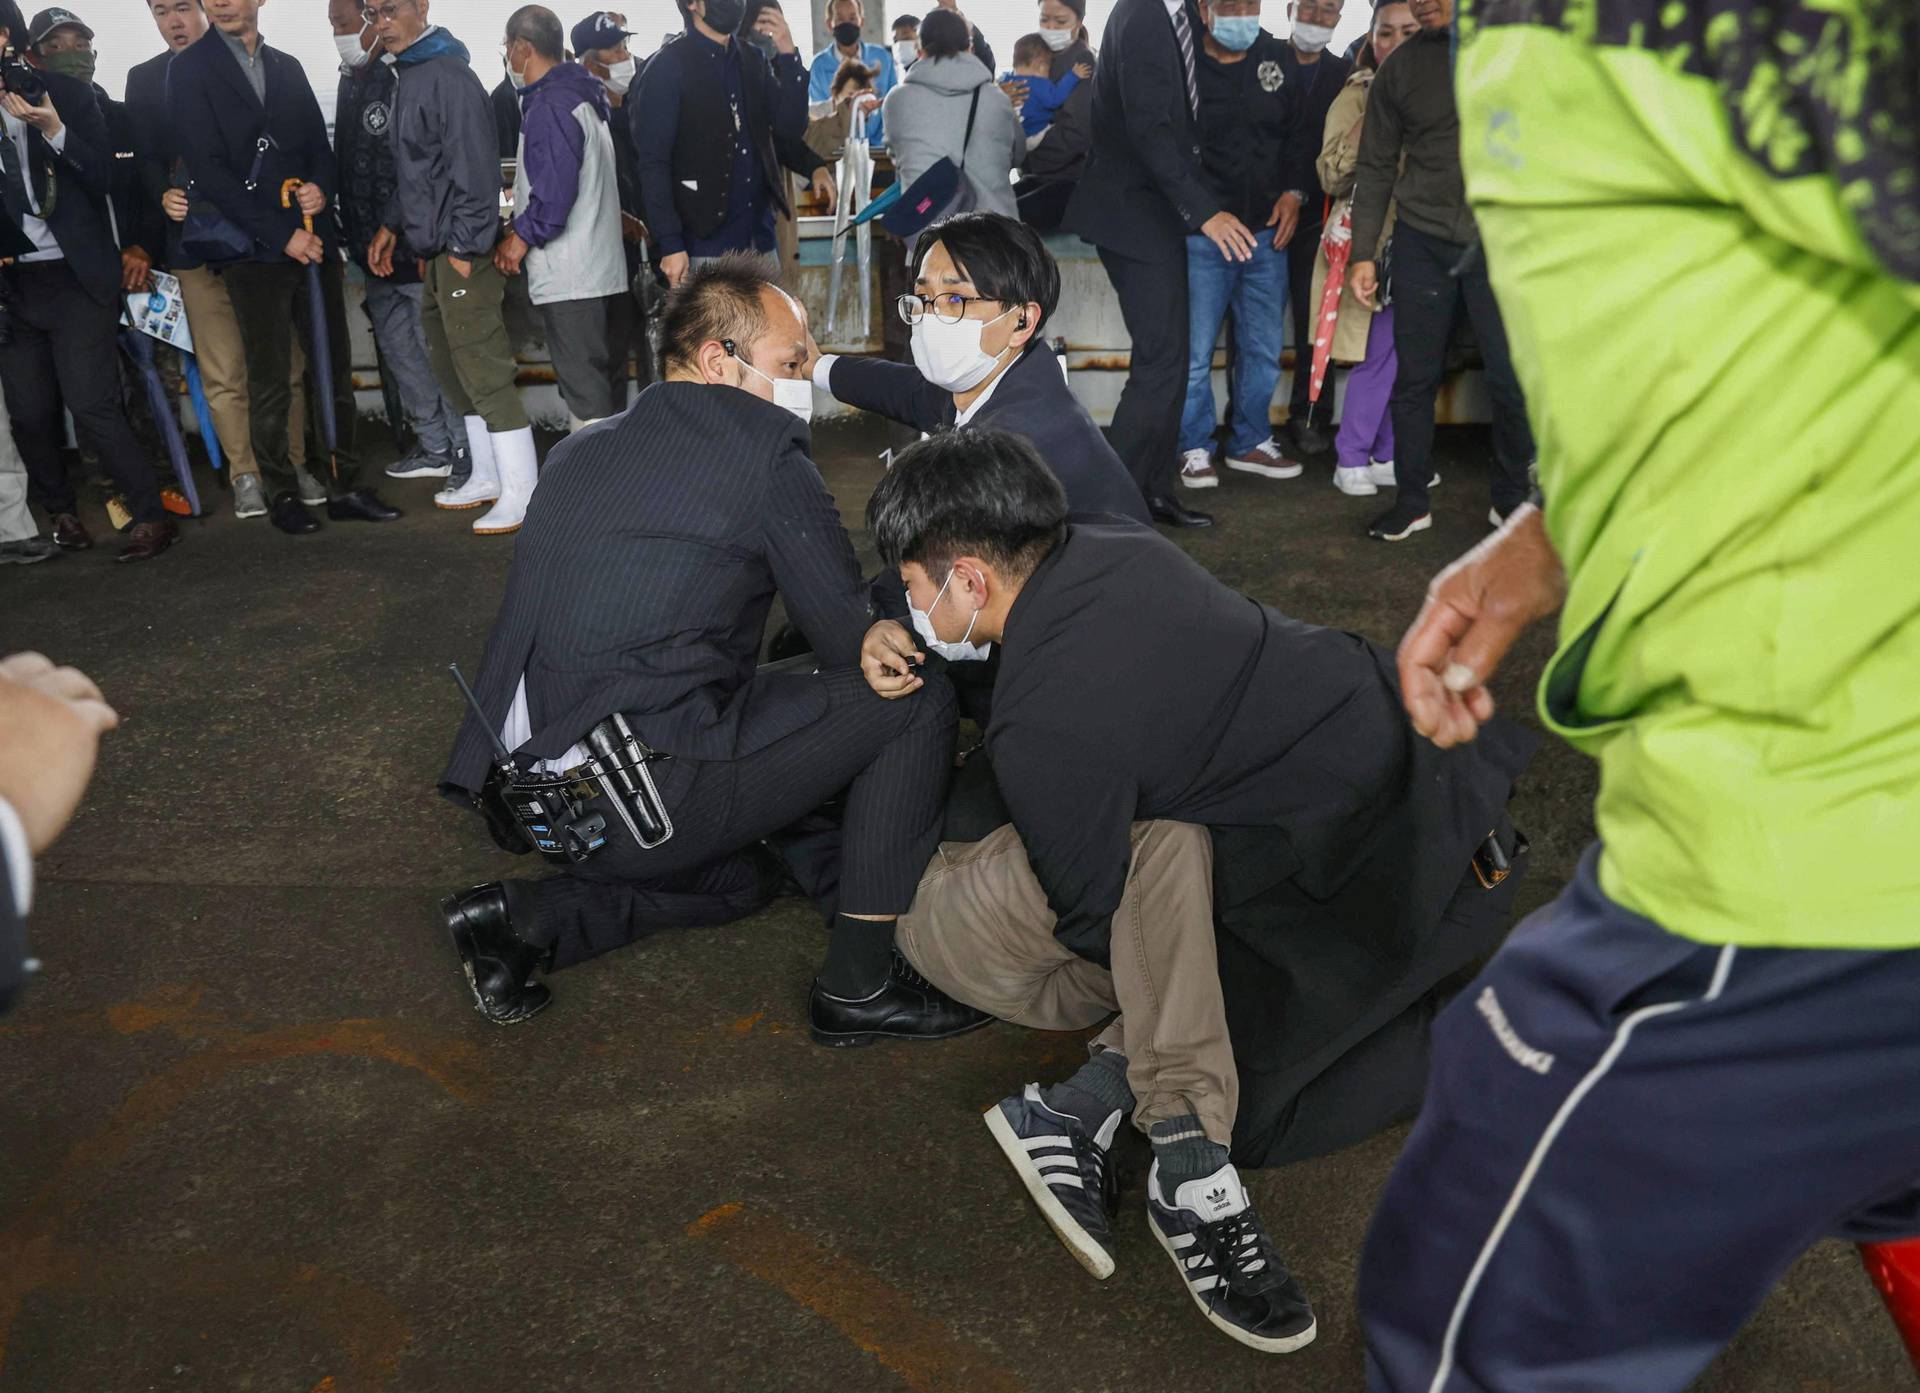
[[1003, 33, 1092, 139]]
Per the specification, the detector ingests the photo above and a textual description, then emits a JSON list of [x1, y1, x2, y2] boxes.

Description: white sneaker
[[1224, 439, 1303, 479], [1332, 466, 1377, 497], [1146, 1160, 1318, 1354], [474, 427, 538, 535], [1179, 447, 1219, 490], [436, 416, 499, 510], [1366, 459, 1396, 487]]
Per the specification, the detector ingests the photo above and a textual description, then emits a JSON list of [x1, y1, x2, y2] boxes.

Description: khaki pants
[[896, 821, 1237, 1145], [420, 253, 528, 433], [174, 264, 307, 480]]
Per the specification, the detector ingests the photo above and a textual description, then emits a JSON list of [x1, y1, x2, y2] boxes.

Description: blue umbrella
[[182, 353, 224, 474], [118, 326, 202, 517]]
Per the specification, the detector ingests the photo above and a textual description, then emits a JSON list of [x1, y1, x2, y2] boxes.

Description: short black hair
[[866, 428, 1067, 583], [0, 0, 26, 49], [661, 253, 776, 375], [1012, 32, 1051, 67], [891, 12, 918, 32], [912, 210, 1060, 338], [916, 6, 968, 58], [505, 4, 565, 59]]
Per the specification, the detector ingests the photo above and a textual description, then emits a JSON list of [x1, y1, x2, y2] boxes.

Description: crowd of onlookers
[[0, 0, 1527, 565]]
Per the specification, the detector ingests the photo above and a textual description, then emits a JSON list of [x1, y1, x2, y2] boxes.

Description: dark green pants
[[420, 253, 528, 433], [221, 257, 361, 496]]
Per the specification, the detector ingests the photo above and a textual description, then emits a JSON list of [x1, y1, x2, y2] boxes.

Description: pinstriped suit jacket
[[441, 383, 874, 796]]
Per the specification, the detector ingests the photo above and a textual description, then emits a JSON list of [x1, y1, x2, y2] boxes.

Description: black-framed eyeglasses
[[360, 3, 404, 23], [897, 292, 1001, 326]]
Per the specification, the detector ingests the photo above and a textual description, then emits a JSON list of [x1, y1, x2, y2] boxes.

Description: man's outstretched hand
[[1397, 504, 1565, 748], [0, 652, 118, 856], [860, 620, 925, 700]]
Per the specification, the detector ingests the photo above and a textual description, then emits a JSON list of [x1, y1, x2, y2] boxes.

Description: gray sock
[[1150, 1115, 1231, 1204], [1039, 1048, 1134, 1137]]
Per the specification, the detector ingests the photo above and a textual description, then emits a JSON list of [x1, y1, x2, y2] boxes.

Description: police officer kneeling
[[439, 256, 985, 1046]]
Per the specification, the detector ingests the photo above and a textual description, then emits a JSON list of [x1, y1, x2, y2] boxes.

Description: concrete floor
[[0, 418, 1908, 1393]]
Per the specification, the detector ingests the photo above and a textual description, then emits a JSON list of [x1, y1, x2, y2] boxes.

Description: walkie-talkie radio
[[449, 664, 673, 866]]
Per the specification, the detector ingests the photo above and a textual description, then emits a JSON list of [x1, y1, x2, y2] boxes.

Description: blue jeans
[[1178, 234, 1289, 455]]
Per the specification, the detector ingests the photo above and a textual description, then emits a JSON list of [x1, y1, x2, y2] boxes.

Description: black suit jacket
[[442, 383, 876, 796], [164, 29, 337, 263], [125, 49, 187, 268], [1062, 0, 1220, 260], [987, 517, 1534, 962], [0, 70, 122, 305], [827, 344, 1150, 526]]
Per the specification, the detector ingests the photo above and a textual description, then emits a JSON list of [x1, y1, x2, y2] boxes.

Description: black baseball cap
[[569, 11, 634, 55], [27, 6, 90, 45]]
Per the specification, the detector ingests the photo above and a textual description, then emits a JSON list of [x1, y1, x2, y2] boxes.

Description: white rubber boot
[[473, 427, 538, 535], [436, 416, 501, 510]]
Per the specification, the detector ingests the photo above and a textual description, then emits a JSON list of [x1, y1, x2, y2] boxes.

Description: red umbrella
[[1309, 203, 1354, 408]]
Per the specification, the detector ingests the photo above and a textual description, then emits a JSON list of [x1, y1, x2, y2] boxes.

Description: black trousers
[[1387, 223, 1535, 516], [518, 665, 957, 971], [221, 258, 361, 497], [1285, 218, 1334, 430], [2, 260, 166, 524], [1098, 242, 1187, 500]]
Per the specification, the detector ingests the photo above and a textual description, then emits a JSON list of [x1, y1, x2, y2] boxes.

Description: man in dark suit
[[1063, 0, 1261, 529], [440, 257, 986, 1048], [0, 0, 173, 560], [0, 649, 117, 1015], [165, 0, 398, 536], [862, 428, 1535, 1351], [811, 213, 1147, 523]]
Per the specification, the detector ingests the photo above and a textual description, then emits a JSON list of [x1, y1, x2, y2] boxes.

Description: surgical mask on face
[[42, 48, 95, 84], [603, 54, 635, 92], [909, 304, 1016, 394], [1209, 15, 1259, 49], [732, 352, 814, 422], [505, 59, 528, 87], [893, 37, 916, 64], [1038, 25, 1074, 51], [909, 568, 992, 662], [832, 19, 861, 45], [1290, 18, 1334, 50], [335, 28, 373, 67]]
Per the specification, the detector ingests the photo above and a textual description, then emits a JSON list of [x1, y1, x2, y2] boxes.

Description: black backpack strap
[[957, 86, 982, 172]]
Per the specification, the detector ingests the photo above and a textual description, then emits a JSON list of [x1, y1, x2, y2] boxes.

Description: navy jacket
[[827, 343, 1149, 525], [382, 28, 500, 260], [0, 69, 123, 304], [124, 50, 187, 268], [442, 382, 875, 795], [1063, 0, 1219, 260], [165, 28, 336, 263]]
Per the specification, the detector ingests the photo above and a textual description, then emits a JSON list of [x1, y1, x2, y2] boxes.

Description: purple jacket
[[515, 61, 610, 248]]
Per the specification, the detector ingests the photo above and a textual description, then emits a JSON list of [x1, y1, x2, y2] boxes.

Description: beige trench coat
[[1308, 70, 1398, 366]]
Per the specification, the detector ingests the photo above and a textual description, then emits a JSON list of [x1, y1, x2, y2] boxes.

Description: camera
[[0, 49, 45, 104]]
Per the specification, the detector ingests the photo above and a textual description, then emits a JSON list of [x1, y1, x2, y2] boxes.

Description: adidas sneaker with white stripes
[[1146, 1159, 1317, 1353], [984, 1084, 1122, 1280]]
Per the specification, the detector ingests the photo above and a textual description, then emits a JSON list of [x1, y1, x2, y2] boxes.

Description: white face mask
[[733, 352, 814, 422], [909, 567, 993, 662], [335, 28, 373, 67], [603, 55, 636, 93], [506, 59, 528, 88], [1038, 25, 1074, 51], [1290, 19, 1335, 51], [893, 37, 917, 65], [910, 304, 1017, 394]]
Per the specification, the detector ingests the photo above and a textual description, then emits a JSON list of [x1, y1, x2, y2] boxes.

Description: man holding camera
[[0, 0, 173, 560]]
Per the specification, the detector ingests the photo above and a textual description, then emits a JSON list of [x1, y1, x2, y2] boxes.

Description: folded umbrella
[[282, 178, 339, 483], [182, 352, 225, 475], [1309, 204, 1354, 408], [118, 325, 202, 516]]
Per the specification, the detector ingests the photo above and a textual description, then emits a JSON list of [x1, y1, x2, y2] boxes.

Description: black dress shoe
[[51, 512, 92, 550], [327, 488, 402, 522], [114, 519, 177, 563], [270, 490, 320, 535], [808, 951, 994, 1047], [443, 883, 553, 1025], [1147, 494, 1215, 529]]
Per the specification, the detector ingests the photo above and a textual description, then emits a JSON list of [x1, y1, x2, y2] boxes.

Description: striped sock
[[1040, 1047, 1134, 1134], [1150, 1114, 1230, 1203]]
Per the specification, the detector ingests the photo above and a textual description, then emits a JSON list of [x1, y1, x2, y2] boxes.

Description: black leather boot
[[443, 883, 553, 1025]]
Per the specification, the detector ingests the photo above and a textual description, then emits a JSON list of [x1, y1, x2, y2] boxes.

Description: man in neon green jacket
[[1358, 0, 1920, 1386]]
